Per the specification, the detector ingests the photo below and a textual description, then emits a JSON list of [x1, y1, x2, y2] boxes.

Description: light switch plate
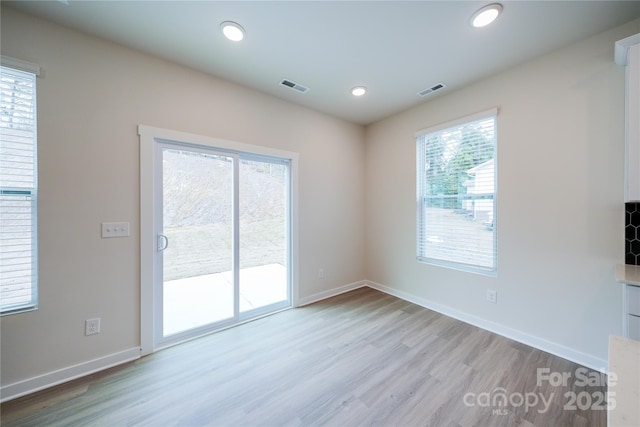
[[101, 222, 130, 238]]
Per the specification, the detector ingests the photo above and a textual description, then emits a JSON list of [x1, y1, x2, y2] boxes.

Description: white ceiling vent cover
[[418, 82, 447, 97], [280, 79, 309, 93]]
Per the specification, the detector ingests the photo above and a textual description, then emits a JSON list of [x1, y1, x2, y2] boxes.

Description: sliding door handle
[[157, 234, 169, 251]]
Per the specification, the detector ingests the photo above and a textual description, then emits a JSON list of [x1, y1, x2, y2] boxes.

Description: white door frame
[[155, 144, 241, 350], [139, 125, 299, 356]]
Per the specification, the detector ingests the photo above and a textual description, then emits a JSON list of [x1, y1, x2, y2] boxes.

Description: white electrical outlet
[[486, 289, 497, 304], [101, 222, 130, 238], [85, 318, 101, 335], [318, 268, 325, 279]]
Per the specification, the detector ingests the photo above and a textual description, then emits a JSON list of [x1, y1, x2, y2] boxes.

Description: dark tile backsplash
[[626, 202, 640, 265]]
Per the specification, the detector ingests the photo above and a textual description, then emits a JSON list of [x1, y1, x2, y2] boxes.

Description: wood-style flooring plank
[[1, 287, 607, 426]]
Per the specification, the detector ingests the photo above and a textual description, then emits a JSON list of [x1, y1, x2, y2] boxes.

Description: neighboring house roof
[[466, 158, 494, 175]]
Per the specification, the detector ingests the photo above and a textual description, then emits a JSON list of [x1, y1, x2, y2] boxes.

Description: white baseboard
[[0, 347, 141, 403], [1, 281, 367, 404], [365, 281, 607, 372], [296, 280, 367, 307], [1, 279, 607, 403]]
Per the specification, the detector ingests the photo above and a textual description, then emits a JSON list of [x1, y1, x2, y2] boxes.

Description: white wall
[[365, 18, 640, 368], [2, 3, 637, 396], [0, 7, 365, 389]]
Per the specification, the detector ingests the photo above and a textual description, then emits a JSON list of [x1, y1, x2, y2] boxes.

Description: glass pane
[[0, 65, 37, 314], [162, 148, 234, 336], [239, 159, 288, 313], [423, 198, 494, 269], [0, 192, 35, 310], [418, 114, 496, 272]]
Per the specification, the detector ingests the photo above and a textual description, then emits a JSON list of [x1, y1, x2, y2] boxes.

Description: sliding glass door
[[155, 142, 290, 347], [239, 157, 289, 313]]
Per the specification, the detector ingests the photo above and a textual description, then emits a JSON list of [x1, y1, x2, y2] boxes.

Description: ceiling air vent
[[418, 82, 447, 97], [280, 79, 309, 94]]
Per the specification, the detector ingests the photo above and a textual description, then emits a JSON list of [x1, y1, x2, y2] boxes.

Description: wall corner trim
[[0, 347, 141, 403], [296, 281, 368, 307]]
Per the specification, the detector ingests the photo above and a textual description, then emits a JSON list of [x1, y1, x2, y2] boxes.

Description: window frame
[[1, 57, 40, 316], [415, 108, 498, 276]]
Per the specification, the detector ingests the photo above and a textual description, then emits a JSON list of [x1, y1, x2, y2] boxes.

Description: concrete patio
[[163, 263, 287, 336]]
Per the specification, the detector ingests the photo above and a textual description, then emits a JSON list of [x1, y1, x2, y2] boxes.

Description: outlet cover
[[486, 290, 497, 304], [85, 318, 101, 335]]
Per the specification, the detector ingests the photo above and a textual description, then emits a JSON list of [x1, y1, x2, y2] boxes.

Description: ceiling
[[5, 1, 640, 125]]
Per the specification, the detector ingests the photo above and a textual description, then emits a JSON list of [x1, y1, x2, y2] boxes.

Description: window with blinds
[[416, 109, 497, 275], [1, 62, 38, 315]]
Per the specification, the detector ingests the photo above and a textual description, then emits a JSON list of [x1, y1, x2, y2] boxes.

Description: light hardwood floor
[[1, 288, 607, 426]]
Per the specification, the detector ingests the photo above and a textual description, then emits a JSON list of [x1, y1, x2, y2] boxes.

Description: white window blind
[[416, 110, 497, 274], [1, 63, 38, 315]]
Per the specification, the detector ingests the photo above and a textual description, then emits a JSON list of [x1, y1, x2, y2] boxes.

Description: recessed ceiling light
[[470, 3, 503, 28], [221, 21, 245, 42], [351, 86, 367, 97]]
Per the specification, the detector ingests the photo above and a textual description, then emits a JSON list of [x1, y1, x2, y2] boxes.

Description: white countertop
[[608, 335, 640, 427], [615, 264, 640, 286]]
